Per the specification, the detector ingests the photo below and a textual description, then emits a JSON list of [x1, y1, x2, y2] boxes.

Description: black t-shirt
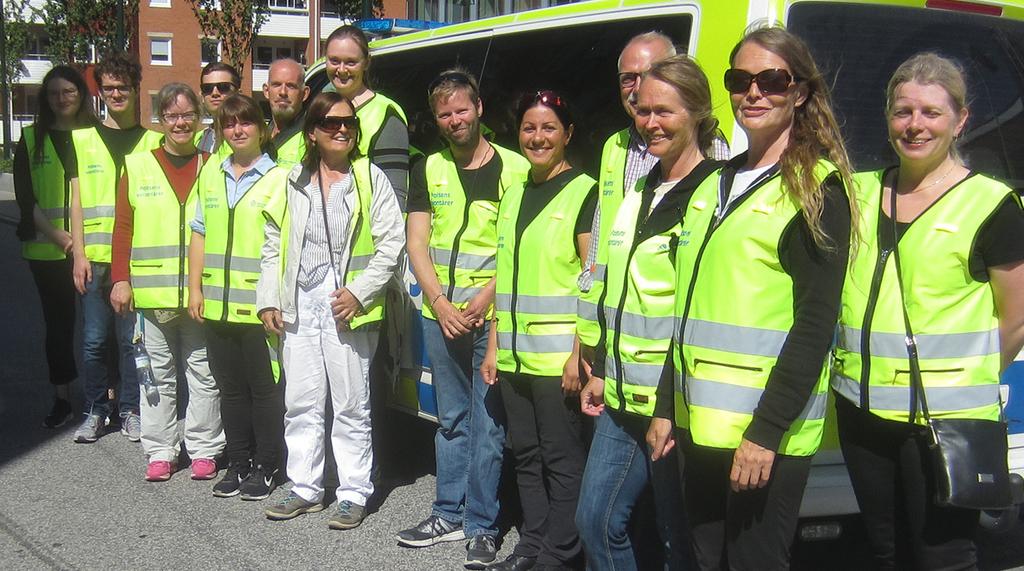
[[407, 150, 505, 213], [517, 167, 598, 239], [65, 124, 149, 178]]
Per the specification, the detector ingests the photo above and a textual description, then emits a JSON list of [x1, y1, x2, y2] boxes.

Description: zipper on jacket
[[446, 181, 477, 300], [610, 207, 647, 413], [509, 217, 525, 375], [221, 207, 237, 322], [857, 247, 891, 409], [178, 201, 187, 309]]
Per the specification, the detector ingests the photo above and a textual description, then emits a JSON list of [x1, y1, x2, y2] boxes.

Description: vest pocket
[[693, 357, 763, 374], [893, 367, 965, 385]]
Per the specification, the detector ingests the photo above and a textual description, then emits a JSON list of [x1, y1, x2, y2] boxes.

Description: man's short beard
[[273, 107, 299, 126]]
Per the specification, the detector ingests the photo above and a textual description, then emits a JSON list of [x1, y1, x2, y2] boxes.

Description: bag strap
[[316, 168, 342, 290], [888, 179, 932, 424]]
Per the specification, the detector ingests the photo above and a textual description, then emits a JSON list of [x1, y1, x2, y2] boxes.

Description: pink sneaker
[[145, 460, 176, 482], [191, 458, 218, 480]]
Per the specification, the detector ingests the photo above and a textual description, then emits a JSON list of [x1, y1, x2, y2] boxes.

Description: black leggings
[[28, 258, 77, 385], [836, 395, 979, 571]]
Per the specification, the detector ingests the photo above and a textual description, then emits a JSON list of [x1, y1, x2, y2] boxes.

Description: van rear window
[[789, 3, 1024, 191]]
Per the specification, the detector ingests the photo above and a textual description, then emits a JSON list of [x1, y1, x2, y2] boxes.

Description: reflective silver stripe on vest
[[42, 207, 65, 219], [831, 373, 999, 413], [606, 361, 663, 387], [592, 264, 606, 282], [498, 332, 575, 354], [204, 254, 262, 273], [837, 326, 998, 360], [131, 274, 182, 288], [605, 306, 674, 340], [84, 232, 112, 246], [683, 319, 787, 357], [82, 205, 116, 219], [203, 285, 258, 305], [451, 286, 483, 304], [495, 293, 579, 314], [577, 299, 599, 322], [133, 245, 181, 260], [430, 247, 496, 272], [687, 376, 827, 420], [349, 254, 373, 272]]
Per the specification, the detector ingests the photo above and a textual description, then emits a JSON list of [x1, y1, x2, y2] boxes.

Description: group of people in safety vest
[[15, 19, 1023, 571]]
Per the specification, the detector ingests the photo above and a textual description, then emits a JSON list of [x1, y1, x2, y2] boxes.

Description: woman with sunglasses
[[187, 94, 289, 500], [482, 90, 596, 571], [14, 65, 97, 428], [832, 53, 1024, 570], [650, 27, 854, 569], [257, 91, 404, 529], [109, 83, 225, 482]]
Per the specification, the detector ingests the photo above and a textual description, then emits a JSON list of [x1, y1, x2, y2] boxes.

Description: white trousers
[[140, 310, 225, 462], [283, 278, 378, 505]]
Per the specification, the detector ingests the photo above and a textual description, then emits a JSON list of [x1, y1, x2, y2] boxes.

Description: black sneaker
[[396, 515, 465, 547], [465, 534, 497, 569], [239, 465, 277, 501], [42, 398, 73, 429], [212, 462, 251, 498]]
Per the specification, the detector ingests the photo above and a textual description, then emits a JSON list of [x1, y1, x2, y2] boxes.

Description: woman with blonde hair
[[832, 52, 1024, 569], [650, 26, 854, 569]]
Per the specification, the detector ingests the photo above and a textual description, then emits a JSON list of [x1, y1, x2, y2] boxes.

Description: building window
[[24, 34, 50, 61], [150, 37, 172, 65], [269, 0, 307, 11], [150, 0, 171, 7], [150, 93, 161, 124], [255, 46, 273, 69], [200, 38, 220, 64]]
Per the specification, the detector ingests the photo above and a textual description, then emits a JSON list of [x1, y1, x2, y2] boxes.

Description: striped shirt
[[297, 175, 353, 290]]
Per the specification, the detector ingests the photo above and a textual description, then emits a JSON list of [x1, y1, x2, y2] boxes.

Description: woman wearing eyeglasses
[[482, 90, 596, 571], [649, 27, 854, 569], [109, 83, 225, 483], [186, 94, 289, 501], [14, 65, 97, 429], [832, 53, 1024, 570], [257, 92, 404, 529]]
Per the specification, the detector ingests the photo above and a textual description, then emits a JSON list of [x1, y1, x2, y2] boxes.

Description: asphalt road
[[0, 184, 1022, 570]]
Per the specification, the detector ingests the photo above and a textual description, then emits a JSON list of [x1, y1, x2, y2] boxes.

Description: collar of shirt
[[627, 125, 649, 154], [220, 152, 277, 182]]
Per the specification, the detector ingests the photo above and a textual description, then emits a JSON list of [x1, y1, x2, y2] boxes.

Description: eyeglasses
[[99, 84, 133, 95], [161, 112, 198, 124], [618, 72, 641, 88], [47, 87, 79, 99], [200, 82, 237, 96], [427, 71, 474, 95], [723, 68, 801, 95], [316, 115, 359, 134]]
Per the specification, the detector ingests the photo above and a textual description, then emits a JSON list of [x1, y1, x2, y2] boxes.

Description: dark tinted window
[[307, 14, 692, 174], [790, 3, 1024, 189]]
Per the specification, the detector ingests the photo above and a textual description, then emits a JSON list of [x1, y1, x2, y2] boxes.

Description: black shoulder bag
[[889, 186, 1012, 510]]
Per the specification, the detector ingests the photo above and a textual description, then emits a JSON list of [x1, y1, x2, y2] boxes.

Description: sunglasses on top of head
[[317, 115, 359, 134], [723, 68, 802, 95]]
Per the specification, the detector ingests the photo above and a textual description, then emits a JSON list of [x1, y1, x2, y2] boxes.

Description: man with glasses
[[196, 62, 241, 156], [263, 58, 310, 168], [69, 52, 163, 444], [397, 69, 529, 570]]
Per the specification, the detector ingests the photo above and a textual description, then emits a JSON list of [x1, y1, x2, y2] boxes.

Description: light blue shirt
[[190, 152, 278, 235]]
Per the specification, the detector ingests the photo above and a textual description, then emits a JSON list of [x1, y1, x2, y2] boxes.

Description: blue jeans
[[80, 262, 139, 418], [576, 410, 692, 570], [423, 318, 505, 537]]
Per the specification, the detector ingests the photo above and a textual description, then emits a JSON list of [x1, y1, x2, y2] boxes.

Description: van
[[305, 0, 1024, 533]]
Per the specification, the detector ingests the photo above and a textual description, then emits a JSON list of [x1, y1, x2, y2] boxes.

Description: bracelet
[[431, 292, 446, 305]]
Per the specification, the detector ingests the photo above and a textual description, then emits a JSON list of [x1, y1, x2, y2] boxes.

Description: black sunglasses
[[723, 68, 801, 95], [317, 115, 360, 133], [200, 82, 238, 96], [427, 71, 474, 95]]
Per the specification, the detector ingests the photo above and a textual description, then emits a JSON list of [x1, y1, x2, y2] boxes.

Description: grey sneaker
[[328, 500, 367, 530], [121, 412, 141, 442], [264, 491, 323, 520], [465, 534, 498, 569], [73, 413, 105, 443], [397, 514, 465, 547]]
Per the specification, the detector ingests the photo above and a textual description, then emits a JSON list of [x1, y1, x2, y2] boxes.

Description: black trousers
[[28, 258, 77, 385], [501, 372, 587, 566], [205, 320, 284, 469], [836, 395, 979, 570], [678, 430, 811, 571]]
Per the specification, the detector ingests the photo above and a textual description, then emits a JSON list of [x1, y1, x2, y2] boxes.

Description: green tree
[[2, 0, 32, 85], [186, 0, 269, 71], [38, 0, 140, 63]]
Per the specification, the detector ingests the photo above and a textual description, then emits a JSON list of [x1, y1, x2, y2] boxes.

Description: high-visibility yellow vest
[[422, 143, 530, 320], [198, 159, 288, 324], [274, 129, 306, 169], [673, 161, 839, 456], [21, 126, 69, 261], [495, 172, 595, 377], [73, 127, 163, 263], [193, 128, 232, 163], [577, 129, 630, 348], [278, 157, 384, 329], [125, 151, 201, 310], [832, 169, 1010, 424], [355, 92, 407, 159]]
